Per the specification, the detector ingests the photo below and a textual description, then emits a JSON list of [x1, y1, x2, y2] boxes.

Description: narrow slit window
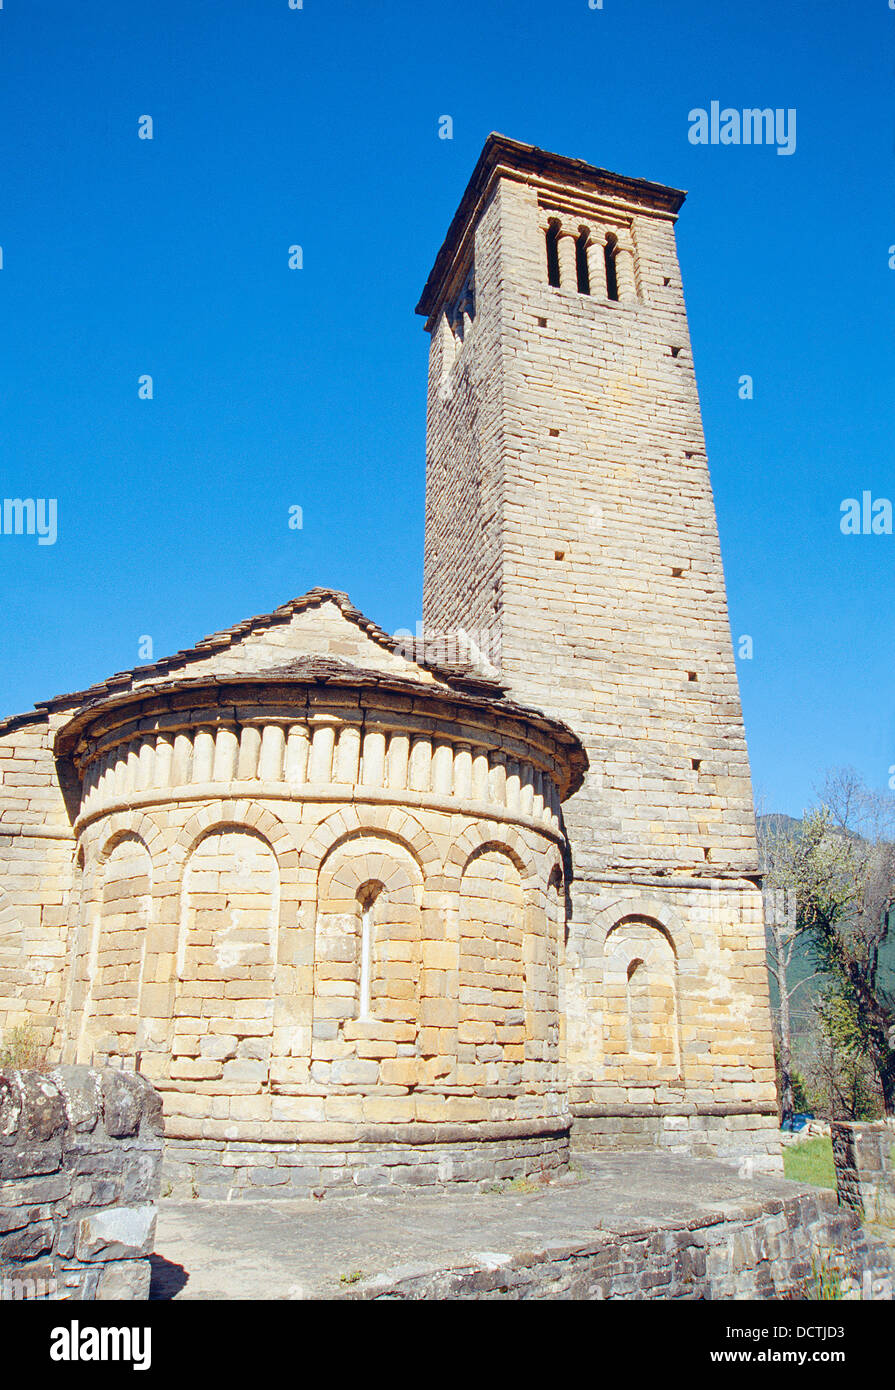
[[604, 233, 620, 302], [575, 230, 590, 294], [545, 221, 561, 288], [359, 901, 373, 1020]]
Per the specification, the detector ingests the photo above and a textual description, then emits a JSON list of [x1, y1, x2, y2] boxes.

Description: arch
[[458, 844, 526, 1080], [170, 799, 299, 874], [83, 832, 154, 1065], [92, 811, 167, 867], [590, 895, 693, 965], [447, 819, 540, 896], [171, 825, 280, 1074], [314, 832, 424, 1039], [301, 804, 440, 880], [603, 915, 681, 1079]]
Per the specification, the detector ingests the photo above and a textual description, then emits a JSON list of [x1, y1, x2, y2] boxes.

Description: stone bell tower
[[418, 134, 780, 1168]]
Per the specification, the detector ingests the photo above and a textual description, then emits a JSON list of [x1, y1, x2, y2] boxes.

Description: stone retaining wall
[[832, 1120, 895, 1225], [0, 1066, 163, 1300], [347, 1190, 895, 1301]]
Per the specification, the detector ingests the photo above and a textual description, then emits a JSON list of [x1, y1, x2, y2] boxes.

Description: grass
[[0, 1024, 49, 1071], [783, 1135, 836, 1189]]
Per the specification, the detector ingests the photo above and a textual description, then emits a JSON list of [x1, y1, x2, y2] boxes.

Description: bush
[[0, 1024, 50, 1071]]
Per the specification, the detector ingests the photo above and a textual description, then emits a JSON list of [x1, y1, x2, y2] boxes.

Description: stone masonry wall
[[0, 1066, 163, 1300], [833, 1120, 895, 1225], [0, 714, 78, 1045], [350, 1188, 894, 1301]]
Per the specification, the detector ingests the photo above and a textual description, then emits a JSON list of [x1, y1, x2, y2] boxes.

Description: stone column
[[212, 727, 239, 782], [586, 231, 608, 297], [284, 724, 310, 785], [192, 728, 215, 783], [360, 728, 386, 788], [615, 239, 638, 301], [259, 724, 286, 782], [557, 229, 578, 292]]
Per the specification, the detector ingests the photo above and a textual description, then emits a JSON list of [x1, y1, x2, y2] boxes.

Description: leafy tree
[[760, 816, 818, 1126], [799, 990, 882, 1120], [785, 771, 895, 1116]]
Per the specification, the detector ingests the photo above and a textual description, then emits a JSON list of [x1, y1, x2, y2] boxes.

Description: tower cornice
[[416, 132, 687, 328]]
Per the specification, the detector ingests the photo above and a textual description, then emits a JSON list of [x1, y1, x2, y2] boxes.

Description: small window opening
[[691, 758, 701, 771], [671, 346, 683, 359], [549, 428, 560, 438], [575, 229, 591, 295], [687, 671, 697, 682], [357, 884, 381, 1021], [672, 567, 683, 578], [554, 550, 565, 561], [604, 233, 620, 302], [663, 276, 671, 287], [537, 316, 547, 328], [545, 221, 561, 288]]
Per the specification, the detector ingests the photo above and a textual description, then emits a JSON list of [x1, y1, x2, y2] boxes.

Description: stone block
[[74, 1203, 157, 1262]]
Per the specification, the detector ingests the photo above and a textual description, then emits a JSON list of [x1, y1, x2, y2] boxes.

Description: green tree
[[759, 815, 818, 1126], [787, 771, 895, 1116]]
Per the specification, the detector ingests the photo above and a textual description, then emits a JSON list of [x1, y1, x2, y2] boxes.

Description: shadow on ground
[[149, 1253, 190, 1300]]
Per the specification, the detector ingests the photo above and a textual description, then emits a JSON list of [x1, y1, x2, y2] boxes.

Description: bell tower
[[418, 134, 780, 1168]]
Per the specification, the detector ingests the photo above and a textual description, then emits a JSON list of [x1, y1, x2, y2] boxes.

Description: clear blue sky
[[0, 0, 893, 818]]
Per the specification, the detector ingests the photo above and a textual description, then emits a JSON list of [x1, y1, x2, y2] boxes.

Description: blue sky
[[0, 0, 892, 817]]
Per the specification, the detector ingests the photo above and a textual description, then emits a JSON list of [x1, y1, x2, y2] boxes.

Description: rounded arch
[[92, 811, 166, 867], [82, 827, 155, 1066], [317, 830, 424, 908], [591, 895, 693, 966], [605, 914, 678, 961], [603, 918, 682, 1077], [447, 819, 540, 895], [170, 799, 298, 873], [172, 823, 281, 1062], [301, 804, 439, 880], [313, 830, 425, 1037]]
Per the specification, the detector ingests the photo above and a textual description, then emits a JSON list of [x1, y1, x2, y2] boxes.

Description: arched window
[[357, 882, 382, 1022], [545, 220, 561, 288], [625, 957, 651, 1052], [604, 233, 620, 302], [575, 229, 591, 295]]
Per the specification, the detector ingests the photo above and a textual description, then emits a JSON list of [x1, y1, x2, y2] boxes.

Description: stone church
[[0, 136, 780, 1196]]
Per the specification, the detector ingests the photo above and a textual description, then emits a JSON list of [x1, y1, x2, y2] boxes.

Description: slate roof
[[0, 589, 503, 734]]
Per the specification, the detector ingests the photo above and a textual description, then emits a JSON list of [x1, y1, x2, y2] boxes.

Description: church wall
[[0, 714, 77, 1047]]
